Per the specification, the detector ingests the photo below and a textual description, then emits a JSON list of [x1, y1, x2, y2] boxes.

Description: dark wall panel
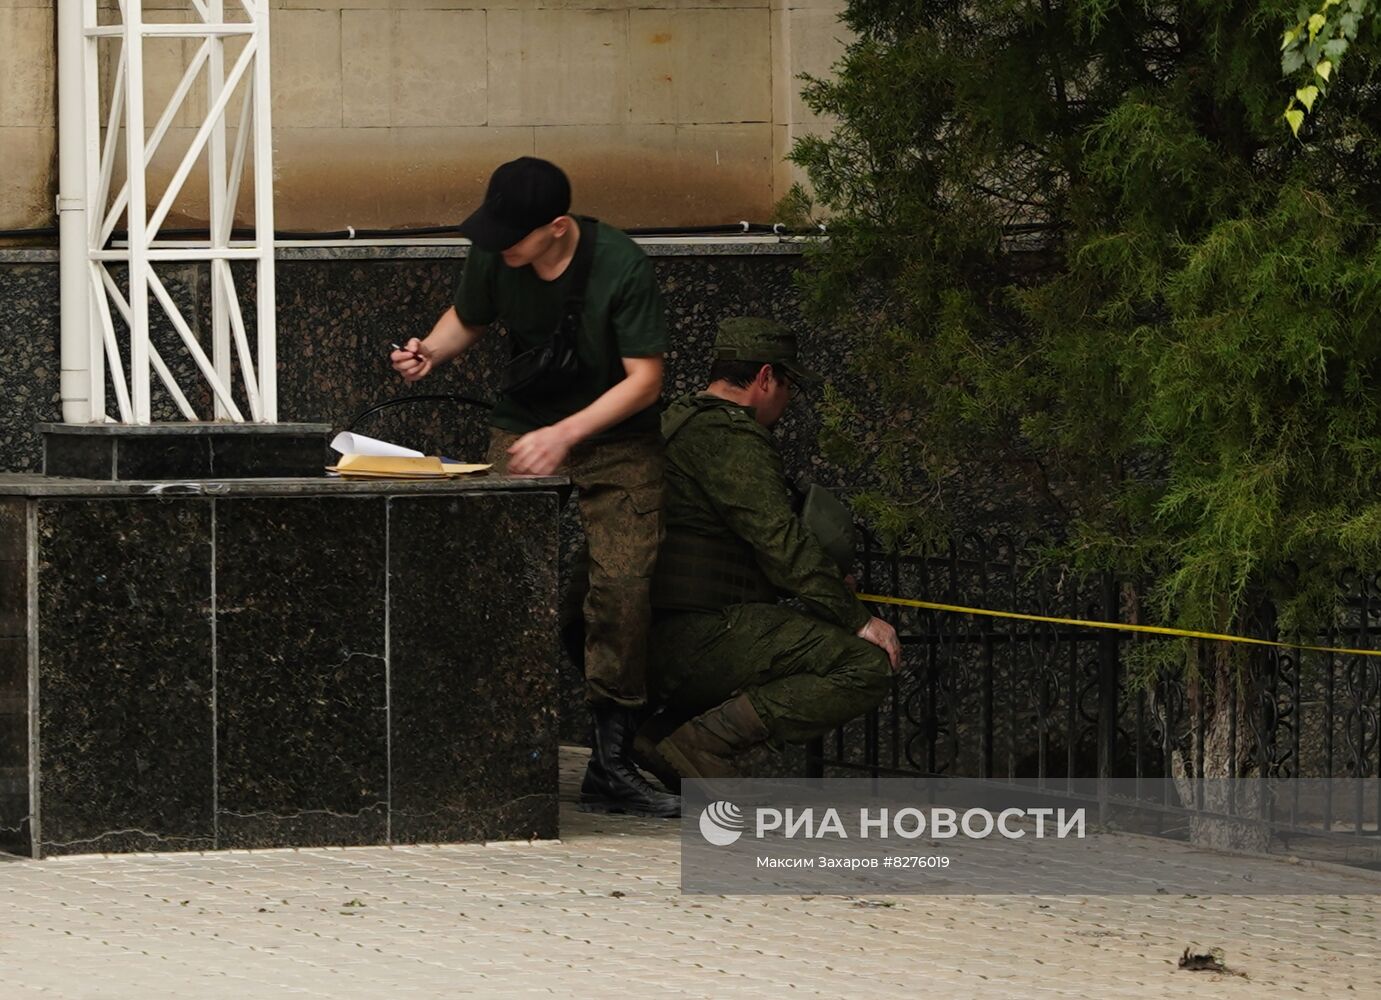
[[36, 498, 214, 855], [215, 496, 388, 848], [389, 492, 560, 843]]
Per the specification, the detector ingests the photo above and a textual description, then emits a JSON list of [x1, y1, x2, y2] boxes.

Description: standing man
[[644, 317, 901, 782], [393, 158, 678, 818]]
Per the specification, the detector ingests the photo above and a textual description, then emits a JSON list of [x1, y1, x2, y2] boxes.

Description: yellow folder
[[326, 454, 492, 478]]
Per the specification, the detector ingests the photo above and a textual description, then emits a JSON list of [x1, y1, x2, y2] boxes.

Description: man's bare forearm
[[552, 356, 663, 445], [423, 306, 485, 364], [503, 356, 663, 475]]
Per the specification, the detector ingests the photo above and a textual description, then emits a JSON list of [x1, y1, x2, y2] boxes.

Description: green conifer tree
[[790, 0, 1381, 795]]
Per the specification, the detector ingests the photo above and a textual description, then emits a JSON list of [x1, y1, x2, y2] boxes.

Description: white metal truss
[[76, 0, 277, 423]]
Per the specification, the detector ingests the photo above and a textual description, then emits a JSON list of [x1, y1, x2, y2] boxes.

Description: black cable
[[1, 221, 818, 243], [345, 393, 493, 432], [0, 227, 58, 239]]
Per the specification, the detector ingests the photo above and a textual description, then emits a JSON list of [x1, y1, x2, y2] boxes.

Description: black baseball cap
[[458, 157, 572, 252]]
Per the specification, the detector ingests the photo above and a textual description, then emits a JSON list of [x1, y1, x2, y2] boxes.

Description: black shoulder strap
[[561, 216, 599, 329]]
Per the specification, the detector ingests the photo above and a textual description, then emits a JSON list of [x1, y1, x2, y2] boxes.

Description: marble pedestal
[[0, 474, 563, 858]]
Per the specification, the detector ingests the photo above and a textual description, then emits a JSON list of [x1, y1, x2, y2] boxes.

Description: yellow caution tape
[[856, 593, 1381, 659]]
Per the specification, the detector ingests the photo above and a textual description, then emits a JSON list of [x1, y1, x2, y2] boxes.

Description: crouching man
[[643, 317, 901, 781]]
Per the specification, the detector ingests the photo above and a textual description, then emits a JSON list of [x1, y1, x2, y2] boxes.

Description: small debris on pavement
[[1178, 947, 1238, 974]]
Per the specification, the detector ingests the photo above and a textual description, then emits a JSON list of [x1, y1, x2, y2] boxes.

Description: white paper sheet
[[329, 431, 424, 458]]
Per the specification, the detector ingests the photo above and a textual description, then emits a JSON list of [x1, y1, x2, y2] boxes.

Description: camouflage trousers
[[487, 429, 664, 707], [647, 603, 892, 745]]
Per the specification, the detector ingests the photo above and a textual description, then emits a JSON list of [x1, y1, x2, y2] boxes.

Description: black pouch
[[502, 217, 598, 399]]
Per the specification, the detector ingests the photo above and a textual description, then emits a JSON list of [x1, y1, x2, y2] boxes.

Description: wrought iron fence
[[806, 530, 1381, 846]]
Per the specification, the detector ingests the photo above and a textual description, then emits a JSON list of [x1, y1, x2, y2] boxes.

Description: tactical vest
[[651, 396, 780, 612], [651, 526, 779, 612]]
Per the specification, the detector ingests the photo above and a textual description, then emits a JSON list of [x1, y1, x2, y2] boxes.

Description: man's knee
[[837, 635, 893, 705]]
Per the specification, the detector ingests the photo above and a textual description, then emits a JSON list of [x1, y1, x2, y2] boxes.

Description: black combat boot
[[580, 702, 681, 818], [655, 693, 769, 781]]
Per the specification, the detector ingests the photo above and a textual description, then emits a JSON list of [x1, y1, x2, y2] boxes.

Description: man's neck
[[704, 382, 755, 408], [703, 382, 776, 427], [531, 217, 580, 281]]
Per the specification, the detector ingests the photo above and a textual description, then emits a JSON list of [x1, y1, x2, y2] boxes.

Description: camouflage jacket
[[650, 392, 870, 631]]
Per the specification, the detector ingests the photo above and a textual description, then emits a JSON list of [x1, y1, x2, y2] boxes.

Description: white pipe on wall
[[57, 0, 92, 422]]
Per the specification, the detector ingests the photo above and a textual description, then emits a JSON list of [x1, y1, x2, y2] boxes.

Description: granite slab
[[215, 497, 389, 849], [389, 493, 560, 844], [35, 498, 216, 856]]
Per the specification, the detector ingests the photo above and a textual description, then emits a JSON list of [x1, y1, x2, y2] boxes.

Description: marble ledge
[[0, 473, 567, 498], [36, 421, 331, 436], [0, 237, 812, 266]]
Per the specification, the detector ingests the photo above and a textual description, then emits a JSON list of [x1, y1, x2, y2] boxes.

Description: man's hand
[[392, 337, 435, 382], [507, 424, 576, 476], [857, 616, 901, 672]]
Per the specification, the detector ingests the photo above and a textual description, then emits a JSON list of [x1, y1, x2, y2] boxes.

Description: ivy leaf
[[1308, 12, 1327, 38], [1283, 49, 1308, 74], [1296, 85, 1320, 111], [1323, 39, 1349, 59], [1316, 59, 1333, 81], [1285, 108, 1306, 136], [1282, 27, 1300, 49]]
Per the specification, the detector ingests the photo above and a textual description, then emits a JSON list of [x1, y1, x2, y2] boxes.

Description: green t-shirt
[[453, 220, 668, 436]]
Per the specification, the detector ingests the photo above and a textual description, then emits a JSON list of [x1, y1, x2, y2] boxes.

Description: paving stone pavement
[[1, 748, 1378, 998]]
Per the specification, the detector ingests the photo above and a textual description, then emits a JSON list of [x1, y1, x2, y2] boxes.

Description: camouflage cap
[[713, 317, 823, 387]]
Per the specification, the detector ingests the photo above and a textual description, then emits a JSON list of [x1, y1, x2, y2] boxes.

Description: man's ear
[[755, 363, 776, 392], [550, 215, 573, 238]]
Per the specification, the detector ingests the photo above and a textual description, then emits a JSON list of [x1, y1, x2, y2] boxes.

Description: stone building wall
[[0, 0, 852, 233], [0, 242, 844, 470], [0, 241, 857, 745]]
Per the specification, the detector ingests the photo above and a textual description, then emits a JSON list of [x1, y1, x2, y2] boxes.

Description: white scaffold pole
[[123, 2, 152, 423], [208, 0, 232, 420], [81, 0, 109, 419], [252, 0, 278, 422]]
